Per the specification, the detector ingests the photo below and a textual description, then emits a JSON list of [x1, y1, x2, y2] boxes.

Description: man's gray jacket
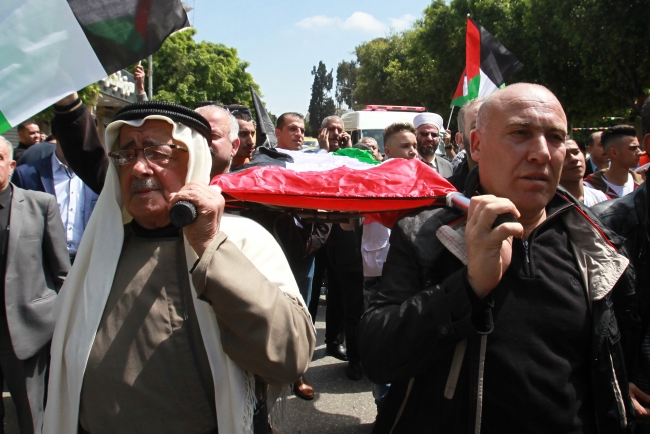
[[5, 185, 70, 360]]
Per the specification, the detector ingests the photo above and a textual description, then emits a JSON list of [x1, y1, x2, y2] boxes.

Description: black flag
[[251, 86, 277, 149]]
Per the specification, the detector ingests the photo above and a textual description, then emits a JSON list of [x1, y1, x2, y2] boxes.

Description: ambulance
[[341, 105, 426, 154]]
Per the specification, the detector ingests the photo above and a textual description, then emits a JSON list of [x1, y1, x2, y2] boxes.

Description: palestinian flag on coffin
[[212, 148, 458, 227], [451, 17, 523, 107], [0, 0, 189, 134]]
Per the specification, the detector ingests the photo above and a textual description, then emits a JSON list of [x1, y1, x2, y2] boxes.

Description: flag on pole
[[0, 0, 190, 134], [250, 86, 278, 149], [450, 17, 523, 108]]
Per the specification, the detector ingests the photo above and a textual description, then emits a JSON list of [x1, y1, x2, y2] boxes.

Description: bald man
[[359, 83, 636, 433]]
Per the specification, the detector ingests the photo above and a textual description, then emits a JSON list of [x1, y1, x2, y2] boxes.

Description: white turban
[[413, 112, 445, 133]]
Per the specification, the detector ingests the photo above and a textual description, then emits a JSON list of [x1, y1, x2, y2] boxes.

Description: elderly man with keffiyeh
[[43, 101, 315, 434]]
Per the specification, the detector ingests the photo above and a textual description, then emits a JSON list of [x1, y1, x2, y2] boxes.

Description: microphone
[[170, 201, 197, 228]]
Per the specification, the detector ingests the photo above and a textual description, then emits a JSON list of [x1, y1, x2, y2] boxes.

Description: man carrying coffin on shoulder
[[43, 102, 315, 434]]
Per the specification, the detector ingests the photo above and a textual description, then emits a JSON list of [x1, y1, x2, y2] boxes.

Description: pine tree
[[307, 61, 335, 136]]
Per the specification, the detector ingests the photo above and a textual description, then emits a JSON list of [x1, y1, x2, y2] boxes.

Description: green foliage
[[307, 61, 336, 136], [33, 83, 101, 127], [350, 0, 650, 125], [335, 60, 358, 110], [151, 28, 262, 109]]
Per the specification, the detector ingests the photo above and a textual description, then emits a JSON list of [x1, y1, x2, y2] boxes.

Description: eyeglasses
[[108, 144, 188, 166], [419, 132, 439, 138]]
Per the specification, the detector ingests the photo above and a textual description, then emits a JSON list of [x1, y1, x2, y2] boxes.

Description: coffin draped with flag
[[212, 149, 458, 227], [451, 17, 523, 107], [0, 0, 189, 134]]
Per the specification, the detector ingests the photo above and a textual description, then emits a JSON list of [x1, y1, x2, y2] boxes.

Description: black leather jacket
[[358, 169, 638, 433], [593, 183, 650, 376]]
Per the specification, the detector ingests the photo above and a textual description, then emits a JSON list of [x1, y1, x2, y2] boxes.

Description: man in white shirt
[[12, 141, 98, 262], [584, 125, 643, 199], [560, 139, 609, 206]]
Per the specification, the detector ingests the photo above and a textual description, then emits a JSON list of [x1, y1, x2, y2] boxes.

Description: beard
[[417, 142, 436, 157]]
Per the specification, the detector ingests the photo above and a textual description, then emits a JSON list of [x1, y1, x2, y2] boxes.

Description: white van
[[342, 105, 425, 154]]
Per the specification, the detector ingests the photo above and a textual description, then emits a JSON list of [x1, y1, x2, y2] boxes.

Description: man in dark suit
[[584, 131, 608, 177], [0, 136, 70, 434], [12, 141, 98, 262]]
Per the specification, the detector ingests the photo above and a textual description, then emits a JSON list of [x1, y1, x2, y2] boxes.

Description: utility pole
[[148, 55, 153, 100]]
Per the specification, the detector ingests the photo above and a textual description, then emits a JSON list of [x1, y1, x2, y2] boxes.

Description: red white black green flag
[[451, 17, 523, 108], [0, 0, 189, 134]]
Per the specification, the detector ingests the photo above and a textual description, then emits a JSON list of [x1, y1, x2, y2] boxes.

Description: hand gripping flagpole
[[446, 192, 517, 228]]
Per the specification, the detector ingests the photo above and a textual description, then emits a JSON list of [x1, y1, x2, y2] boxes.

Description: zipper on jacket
[[523, 241, 530, 263], [520, 203, 573, 278]]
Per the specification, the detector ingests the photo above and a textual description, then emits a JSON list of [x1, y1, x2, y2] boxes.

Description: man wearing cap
[[43, 102, 315, 434], [413, 112, 454, 177]]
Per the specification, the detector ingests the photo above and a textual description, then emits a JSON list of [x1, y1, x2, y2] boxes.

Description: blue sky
[[190, 0, 432, 116]]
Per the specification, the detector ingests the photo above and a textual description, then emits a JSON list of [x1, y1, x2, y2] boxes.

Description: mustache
[[131, 178, 160, 193]]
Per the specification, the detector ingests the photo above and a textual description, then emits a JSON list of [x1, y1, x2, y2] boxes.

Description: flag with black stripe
[[0, 0, 189, 134]]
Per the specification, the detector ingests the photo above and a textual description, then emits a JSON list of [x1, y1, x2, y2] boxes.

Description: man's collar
[[0, 185, 12, 209], [51, 152, 74, 176], [130, 220, 181, 239]]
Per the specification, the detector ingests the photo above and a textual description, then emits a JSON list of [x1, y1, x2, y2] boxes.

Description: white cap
[[413, 112, 444, 132]]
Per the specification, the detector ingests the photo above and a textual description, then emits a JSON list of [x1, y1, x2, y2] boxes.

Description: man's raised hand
[[465, 195, 523, 299], [169, 182, 225, 257]]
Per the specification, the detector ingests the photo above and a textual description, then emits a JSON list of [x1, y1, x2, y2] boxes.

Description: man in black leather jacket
[[358, 83, 638, 433], [592, 97, 650, 426]]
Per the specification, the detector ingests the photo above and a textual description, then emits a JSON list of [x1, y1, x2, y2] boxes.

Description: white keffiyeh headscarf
[[44, 115, 258, 434]]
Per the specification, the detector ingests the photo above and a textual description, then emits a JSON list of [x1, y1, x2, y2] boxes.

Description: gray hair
[[457, 98, 486, 136], [0, 136, 13, 160], [359, 137, 377, 146], [353, 142, 371, 151], [195, 105, 239, 142], [321, 115, 343, 129]]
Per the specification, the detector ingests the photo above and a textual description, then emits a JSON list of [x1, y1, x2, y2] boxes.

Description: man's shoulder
[[437, 155, 453, 167], [220, 213, 275, 247], [393, 205, 463, 263], [17, 142, 56, 166], [12, 185, 54, 206], [592, 183, 643, 236], [14, 155, 50, 174]]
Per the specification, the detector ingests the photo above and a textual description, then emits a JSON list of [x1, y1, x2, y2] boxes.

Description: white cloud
[[390, 14, 416, 32], [296, 11, 414, 35], [342, 12, 386, 33], [296, 15, 339, 29]]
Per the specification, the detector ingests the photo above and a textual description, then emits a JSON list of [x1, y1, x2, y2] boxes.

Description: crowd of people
[[0, 66, 650, 434]]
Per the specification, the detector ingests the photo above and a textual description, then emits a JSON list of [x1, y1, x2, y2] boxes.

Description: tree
[[335, 60, 358, 110], [307, 61, 336, 136], [151, 28, 262, 108], [348, 0, 650, 126]]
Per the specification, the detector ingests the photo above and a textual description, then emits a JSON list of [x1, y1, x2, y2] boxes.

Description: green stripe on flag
[[85, 16, 146, 51], [0, 111, 11, 135], [450, 75, 481, 108], [333, 148, 380, 165]]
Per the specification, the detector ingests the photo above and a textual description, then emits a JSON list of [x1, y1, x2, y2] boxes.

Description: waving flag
[[212, 150, 457, 221], [0, 0, 189, 134], [451, 17, 523, 108], [251, 86, 278, 149]]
